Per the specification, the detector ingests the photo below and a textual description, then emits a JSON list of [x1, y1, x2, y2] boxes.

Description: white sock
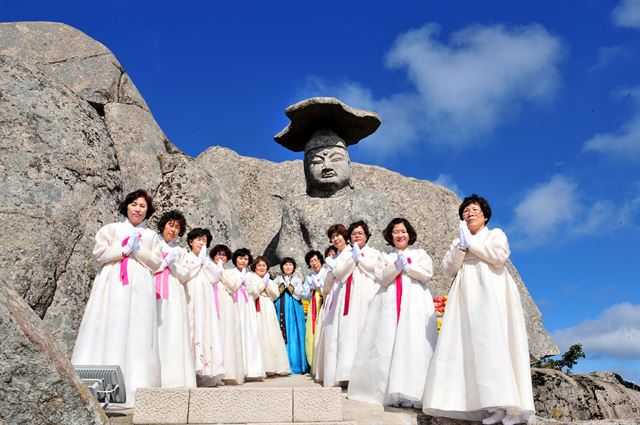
[[482, 409, 506, 425], [502, 414, 522, 425]]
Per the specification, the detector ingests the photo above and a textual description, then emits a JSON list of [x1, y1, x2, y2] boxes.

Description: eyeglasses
[[462, 206, 483, 217]]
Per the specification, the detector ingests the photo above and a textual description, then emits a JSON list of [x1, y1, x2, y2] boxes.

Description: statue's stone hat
[[274, 97, 381, 153]]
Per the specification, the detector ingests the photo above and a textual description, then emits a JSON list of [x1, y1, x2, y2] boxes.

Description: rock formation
[[0, 21, 555, 363], [0, 286, 107, 424]]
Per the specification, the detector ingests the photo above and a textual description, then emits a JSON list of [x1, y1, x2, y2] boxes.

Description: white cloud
[[385, 23, 563, 147], [589, 46, 630, 72], [509, 175, 617, 248], [584, 86, 640, 161], [552, 303, 640, 359], [298, 22, 564, 156], [612, 0, 640, 29], [433, 174, 463, 198]]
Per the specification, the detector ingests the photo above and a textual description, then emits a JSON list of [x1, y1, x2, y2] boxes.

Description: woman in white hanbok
[[222, 248, 265, 380], [348, 218, 437, 408], [72, 189, 163, 406], [154, 210, 197, 388], [312, 245, 337, 382], [249, 256, 291, 376], [318, 224, 354, 387], [422, 194, 534, 425], [209, 244, 245, 384], [183, 228, 225, 386]]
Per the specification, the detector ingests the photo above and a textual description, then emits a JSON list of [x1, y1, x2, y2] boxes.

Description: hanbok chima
[[312, 263, 337, 382], [222, 268, 265, 379], [216, 265, 245, 384], [422, 227, 534, 422], [348, 247, 436, 407], [184, 254, 225, 385], [274, 275, 308, 374], [155, 240, 197, 388], [321, 244, 380, 386], [304, 267, 327, 368], [250, 272, 291, 375], [72, 220, 162, 406]]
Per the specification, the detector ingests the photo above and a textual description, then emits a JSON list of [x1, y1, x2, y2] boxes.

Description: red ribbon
[[395, 257, 411, 324], [255, 297, 261, 312], [343, 274, 353, 316], [155, 252, 169, 299]]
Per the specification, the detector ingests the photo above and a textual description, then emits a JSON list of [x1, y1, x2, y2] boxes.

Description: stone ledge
[[293, 387, 342, 422], [132, 387, 190, 424], [188, 387, 293, 424]]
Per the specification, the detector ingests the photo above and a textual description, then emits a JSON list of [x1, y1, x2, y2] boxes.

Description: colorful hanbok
[[348, 247, 436, 407], [422, 227, 534, 423], [304, 266, 327, 368], [274, 275, 308, 374], [72, 220, 163, 406]]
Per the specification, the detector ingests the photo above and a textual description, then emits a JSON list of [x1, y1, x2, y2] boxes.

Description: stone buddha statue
[[272, 97, 394, 263]]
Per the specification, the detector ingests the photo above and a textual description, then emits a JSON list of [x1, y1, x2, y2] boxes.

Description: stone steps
[[132, 385, 349, 424]]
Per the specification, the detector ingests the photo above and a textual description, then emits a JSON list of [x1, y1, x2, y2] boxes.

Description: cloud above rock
[[299, 22, 564, 157], [552, 303, 640, 359]]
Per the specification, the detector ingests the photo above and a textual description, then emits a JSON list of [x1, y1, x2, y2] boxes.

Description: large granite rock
[[0, 54, 122, 349], [0, 286, 107, 424], [532, 368, 640, 422]]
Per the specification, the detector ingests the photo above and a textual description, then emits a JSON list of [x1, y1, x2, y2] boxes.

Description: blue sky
[[3, 1, 639, 381]]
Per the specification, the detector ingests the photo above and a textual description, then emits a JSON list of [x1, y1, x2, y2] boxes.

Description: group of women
[[71, 188, 534, 425]]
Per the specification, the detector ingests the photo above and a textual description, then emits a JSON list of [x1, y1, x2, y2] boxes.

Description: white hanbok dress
[[312, 263, 337, 382], [321, 245, 381, 386], [155, 241, 197, 388], [422, 227, 534, 422], [250, 273, 291, 375], [304, 267, 328, 369], [217, 266, 245, 384], [184, 254, 225, 384], [222, 268, 265, 379], [348, 247, 437, 407], [72, 220, 162, 406]]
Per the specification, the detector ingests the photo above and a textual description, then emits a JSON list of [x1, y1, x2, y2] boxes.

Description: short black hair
[[458, 194, 492, 223], [232, 248, 253, 267], [280, 257, 297, 273], [324, 245, 337, 258], [157, 210, 187, 237], [348, 220, 371, 243], [383, 218, 417, 246], [119, 189, 155, 220], [304, 250, 324, 267], [186, 228, 212, 249], [209, 244, 231, 261]]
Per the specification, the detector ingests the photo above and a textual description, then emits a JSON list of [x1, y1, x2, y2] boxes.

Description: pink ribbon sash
[[155, 252, 169, 299], [119, 232, 141, 286], [234, 285, 249, 303], [395, 257, 411, 324]]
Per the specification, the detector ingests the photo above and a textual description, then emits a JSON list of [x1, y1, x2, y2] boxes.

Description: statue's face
[[304, 145, 352, 193]]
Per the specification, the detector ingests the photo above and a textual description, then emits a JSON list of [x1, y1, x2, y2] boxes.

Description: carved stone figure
[[272, 97, 395, 262]]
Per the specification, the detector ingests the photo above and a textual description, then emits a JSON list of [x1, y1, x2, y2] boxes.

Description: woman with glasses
[[348, 217, 436, 409], [422, 194, 534, 425]]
